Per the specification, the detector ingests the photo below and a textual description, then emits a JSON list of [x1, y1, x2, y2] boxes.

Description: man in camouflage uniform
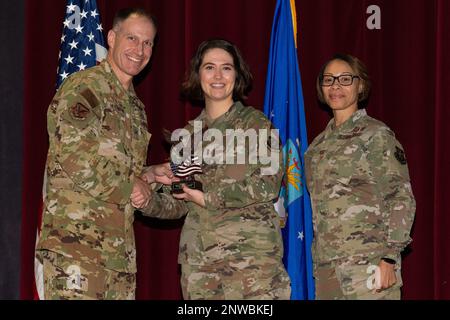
[[141, 101, 291, 300], [35, 8, 157, 300], [304, 54, 416, 299]]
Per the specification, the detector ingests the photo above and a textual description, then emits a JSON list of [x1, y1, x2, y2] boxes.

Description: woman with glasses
[[304, 53, 416, 299]]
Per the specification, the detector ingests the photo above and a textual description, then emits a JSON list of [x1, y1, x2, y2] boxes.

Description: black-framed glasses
[[321, 74, 360, 86]]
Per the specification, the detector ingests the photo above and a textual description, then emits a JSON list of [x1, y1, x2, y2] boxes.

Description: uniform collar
[[189, 101, 244, 128], [325, 108, 367, 136], [101, 60, 138, 99]]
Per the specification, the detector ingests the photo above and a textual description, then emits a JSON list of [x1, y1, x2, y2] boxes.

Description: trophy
[[170, 155, 203, 194]]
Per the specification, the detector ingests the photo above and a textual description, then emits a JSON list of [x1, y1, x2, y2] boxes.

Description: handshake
[[130, 161, 205, 209], [130, 162, 176, 209]]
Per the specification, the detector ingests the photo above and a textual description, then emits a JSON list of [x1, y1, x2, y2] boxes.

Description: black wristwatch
[[381, 257, 396, 265]]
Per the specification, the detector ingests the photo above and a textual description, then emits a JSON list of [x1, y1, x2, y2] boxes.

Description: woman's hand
[[172, 184, 206, 207]]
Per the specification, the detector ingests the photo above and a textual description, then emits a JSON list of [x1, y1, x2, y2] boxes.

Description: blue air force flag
[[263, 0, 315, 300]]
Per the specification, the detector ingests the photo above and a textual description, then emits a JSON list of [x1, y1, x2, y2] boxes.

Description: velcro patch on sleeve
[[80, 88, 100, 109]]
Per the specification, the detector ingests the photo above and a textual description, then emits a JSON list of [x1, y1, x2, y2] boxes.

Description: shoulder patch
[[69, 103, 91, 120], [80, 88, 99, 109], [394, 146, 407, 165]]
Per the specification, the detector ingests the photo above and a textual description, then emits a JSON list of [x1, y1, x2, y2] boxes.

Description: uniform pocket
[[335, 259, 403, 300], [43, 250, 109, 299]]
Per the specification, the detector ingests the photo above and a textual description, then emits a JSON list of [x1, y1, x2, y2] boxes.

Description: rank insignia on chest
[[394, 146, 407, 165], [70, 103, 90, 120]]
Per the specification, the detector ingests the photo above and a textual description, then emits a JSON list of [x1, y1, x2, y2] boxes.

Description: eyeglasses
[[321, 74, 360, 87]]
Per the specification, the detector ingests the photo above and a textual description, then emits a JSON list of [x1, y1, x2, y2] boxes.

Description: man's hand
[[131, 176, 152, 208], [172, 184, 205, 208], [374, 259, 397, 293], [141, 163, 174, 185]]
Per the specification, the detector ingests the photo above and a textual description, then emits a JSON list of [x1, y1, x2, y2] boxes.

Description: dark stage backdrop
[[20, 0, 450, 299], [0, 0, 24, 300]]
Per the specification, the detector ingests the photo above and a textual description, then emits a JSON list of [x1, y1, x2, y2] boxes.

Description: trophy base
[[171, 180, 203, 194]]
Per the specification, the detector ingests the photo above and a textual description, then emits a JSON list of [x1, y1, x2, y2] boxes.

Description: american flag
[[170, 156, 203, 178], [34, 0, 106, 300], [56, 0, 107, 88]]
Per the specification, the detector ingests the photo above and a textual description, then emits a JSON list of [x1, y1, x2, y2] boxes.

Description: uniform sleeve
[[367, 128, 416, 258], [52, 80, 134, 205], [139, 185, 188, 219], [202, 119, 284, 210]]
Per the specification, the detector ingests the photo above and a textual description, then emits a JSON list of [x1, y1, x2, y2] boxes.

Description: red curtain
[[21, 0, 450, 299]]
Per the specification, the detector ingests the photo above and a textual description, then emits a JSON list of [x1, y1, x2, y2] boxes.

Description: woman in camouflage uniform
[[141, 39, 290, 300], [304, 54, 416, 299]]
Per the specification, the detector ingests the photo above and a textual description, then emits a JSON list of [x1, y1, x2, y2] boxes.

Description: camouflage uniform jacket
[[304, 109, 415, 264], [36, 60, 150, 273], [142, 102, 285, 266]]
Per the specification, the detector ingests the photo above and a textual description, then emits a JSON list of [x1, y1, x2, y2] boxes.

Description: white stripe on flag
[[34, 167, 47, 300], [95, 43, 107, 62]]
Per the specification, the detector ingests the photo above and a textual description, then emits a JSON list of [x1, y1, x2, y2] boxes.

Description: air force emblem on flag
[[263, 0, 315, 299], [274, 138, 303, 226], [284, 138, 303, 202]]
